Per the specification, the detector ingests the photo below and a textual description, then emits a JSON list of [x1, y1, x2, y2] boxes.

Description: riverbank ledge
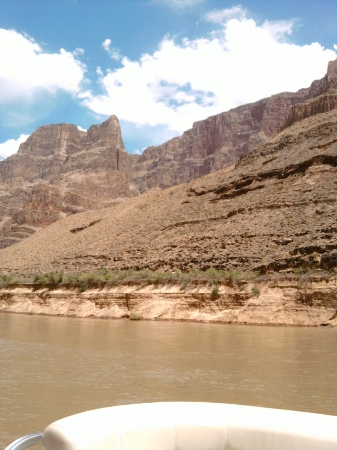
[[1, 275, 336, 326]]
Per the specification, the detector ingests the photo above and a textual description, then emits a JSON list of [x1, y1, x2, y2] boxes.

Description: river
[[1, 312, 336, 448]]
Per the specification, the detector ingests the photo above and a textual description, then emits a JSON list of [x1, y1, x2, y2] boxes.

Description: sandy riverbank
[[1, 276, 336, 327]]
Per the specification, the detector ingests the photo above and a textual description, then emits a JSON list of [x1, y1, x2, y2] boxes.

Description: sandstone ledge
[[1, 277, 336, 327]]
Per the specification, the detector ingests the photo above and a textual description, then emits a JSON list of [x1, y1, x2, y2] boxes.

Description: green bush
[[251, 286, 260, 298], [77, 272, 102, 292], [65, 273, 80, 285], [8, 278, 24, 285], [46, 271, 63, 284], [206, 267, 219, 279], [0, 274, 13, 285], [226, 268, 240, 286], [101, 268, 112, 281], [129, 312, 142, 320], [210, 285, 219, 301], [34, 274, 48, 284]]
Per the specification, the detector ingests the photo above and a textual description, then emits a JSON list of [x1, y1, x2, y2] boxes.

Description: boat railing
[[4, 432, 42, 450]]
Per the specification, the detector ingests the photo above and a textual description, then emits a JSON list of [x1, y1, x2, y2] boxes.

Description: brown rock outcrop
[[0, 106, 336, 278], [132, 91, 309, 193], [1, 274, 336, 327], [280, 61, 337, 130], [0, 116, 134, 248], [0, 60, 336, 250], [132, 60, 337, 193]]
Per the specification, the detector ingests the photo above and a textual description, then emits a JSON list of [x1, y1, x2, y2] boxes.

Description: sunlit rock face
[[132, 60, 337, 193], [0, 116, 134, 248], [0, 60, 336, 249]]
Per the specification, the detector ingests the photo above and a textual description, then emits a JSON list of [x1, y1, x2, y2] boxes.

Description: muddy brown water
[[1, 313, 337, 448]]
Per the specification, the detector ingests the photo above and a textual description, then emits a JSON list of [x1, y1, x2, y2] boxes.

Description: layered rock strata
[[0, 116, 134, 248], [281, 61, 337, 130], [0, 107, 336, 277], [0, 60, 336, 250], [132, 61, 337, 193], [132, 91, 309, 193], [1, 274, 336, 327]]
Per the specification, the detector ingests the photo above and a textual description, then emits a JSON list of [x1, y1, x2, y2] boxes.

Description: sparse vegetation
[[0, 274, 23, 286], [33, 272, 63, 285], [251, 286, 260, 298], [210, 285, 219, 301], [129, 312, 142, 320], [0, 268, 335, 293], [34, 274, 48, 284]]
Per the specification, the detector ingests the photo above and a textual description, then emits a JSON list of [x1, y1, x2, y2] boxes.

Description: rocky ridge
[[0, 106, 336, 277], [132, 61, 337, 193], [0, 60, 336, 249], [0, 116, 134, 248]]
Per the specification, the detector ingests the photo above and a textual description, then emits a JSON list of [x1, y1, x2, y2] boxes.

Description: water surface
[[1, 313, 336, 447]]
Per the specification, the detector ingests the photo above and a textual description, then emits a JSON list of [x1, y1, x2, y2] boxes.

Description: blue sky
[[0, 0, 336, 159]]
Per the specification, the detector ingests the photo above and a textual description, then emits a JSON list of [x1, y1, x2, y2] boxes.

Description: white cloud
[[83, 9, 336, 134], [0, 28, 86, 104], [0, 134, 29, 159], [205, 6, 246, 23], [151, 0, 205, 9], [102, 39, 122, 61], [77, 126, 87, 132]]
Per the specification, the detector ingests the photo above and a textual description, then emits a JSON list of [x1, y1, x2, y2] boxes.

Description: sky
[[0, 0, 336, 159]]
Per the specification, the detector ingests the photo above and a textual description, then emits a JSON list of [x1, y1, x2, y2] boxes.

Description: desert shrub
[[65, 273, 80, 285], [46, 271, 63, 284], [251, 286, 260, 298], [77, 272, 102, 292], [120, 270, 138, 282], [210, 285, 219, 301], [129, 312, 142, 320], [206, 267, 219, 280], [221, 268, 241, 286], [153, 272, 165, 285], [8, 278, 24, 285], [0, 274, 13, 285], [139, 269, 153, 279], [34, 274, 48, 284], [179, 272, 192, 290], [101, 268, 112, 281]]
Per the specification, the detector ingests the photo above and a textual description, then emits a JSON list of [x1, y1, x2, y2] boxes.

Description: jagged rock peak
[[0, 113, 133, 249], [309, 59, 337, 98], [280, 59, 337, 131]]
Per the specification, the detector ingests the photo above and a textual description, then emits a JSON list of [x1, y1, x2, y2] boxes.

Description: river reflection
[[1, 312, 336, 447]]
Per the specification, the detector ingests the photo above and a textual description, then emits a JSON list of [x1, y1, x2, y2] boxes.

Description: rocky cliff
[[0, 103, 336, 277], [280, 61, 337, 130], [0, 116, 135, 248], [132, 60, 337, 193], [0, 60, 336, 250], [1, 274, 336, 327], [132, 90, 308, 193]]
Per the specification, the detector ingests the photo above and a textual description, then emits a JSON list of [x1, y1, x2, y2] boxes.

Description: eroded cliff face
[[132, 61, 337, 193], [0, 107, 336, 278], [1, 275, 336, 327], [0, 60, 336, 250], [0, 116, 134, 248], [280, 61, 337, 130], [132, 91, 309, 193]]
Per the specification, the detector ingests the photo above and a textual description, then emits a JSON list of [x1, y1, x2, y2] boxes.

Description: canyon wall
[[133, 60, 337, 192], [0, 116, 135, 248], [0, 60, 336, 249], [0, 106, 336, 278]]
